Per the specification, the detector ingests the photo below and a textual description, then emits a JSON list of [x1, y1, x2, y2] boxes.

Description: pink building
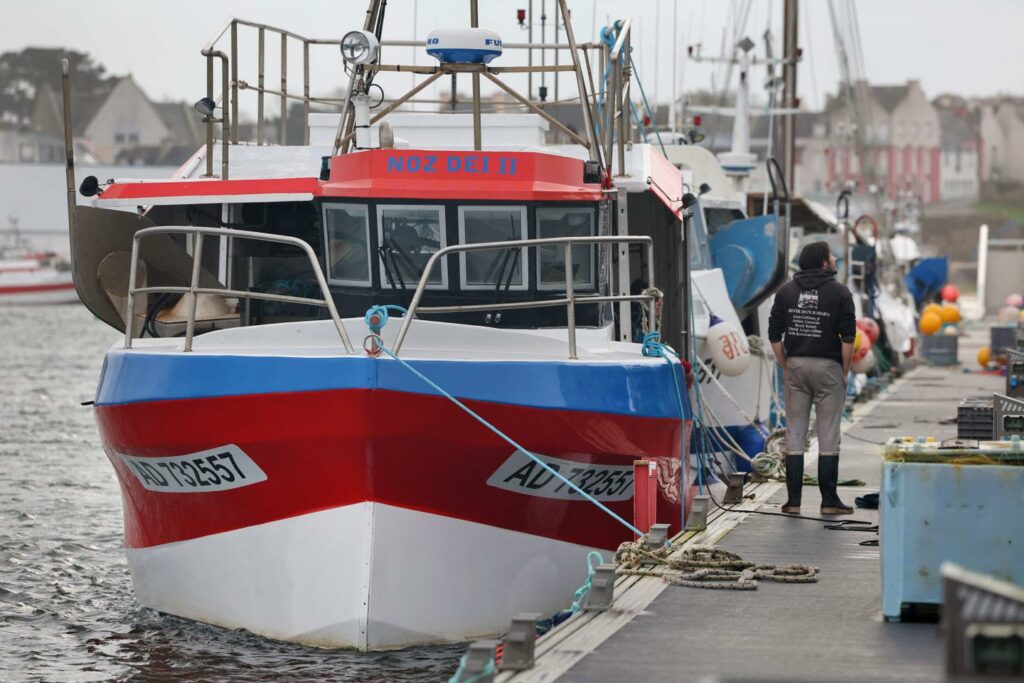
[[824, 80, 941, 203]]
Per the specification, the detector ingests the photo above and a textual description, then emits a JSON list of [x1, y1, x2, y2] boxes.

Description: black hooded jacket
[[767, 268, 857, 366]]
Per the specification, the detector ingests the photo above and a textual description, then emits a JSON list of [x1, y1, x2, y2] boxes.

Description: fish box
[[920, 334, 958, 366], [880, 439, 1024, 622]]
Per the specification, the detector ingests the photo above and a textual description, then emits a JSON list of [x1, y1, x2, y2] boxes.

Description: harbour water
[[0, 305, 461, 682]]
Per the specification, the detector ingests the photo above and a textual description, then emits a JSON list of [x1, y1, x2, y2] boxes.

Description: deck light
[[341, 30, 380, 65], [516, 9, 527, 27], [193, 97, 217, 118]]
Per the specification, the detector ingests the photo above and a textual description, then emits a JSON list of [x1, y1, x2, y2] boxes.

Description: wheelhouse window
[[323, 203, 371, 286], [458, 206, 527, 289], [377, 205, 447, 288], [536, 206, 596, 290]]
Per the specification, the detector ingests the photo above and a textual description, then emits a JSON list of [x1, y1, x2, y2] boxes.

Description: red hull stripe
[[97, 177, 321, 202], [96, 388, 685, 550], [96, 350, 692, 420], [0, 282, 76, 294]]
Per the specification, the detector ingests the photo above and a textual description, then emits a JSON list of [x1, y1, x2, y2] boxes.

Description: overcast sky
[[3, 0, 1023, 121]]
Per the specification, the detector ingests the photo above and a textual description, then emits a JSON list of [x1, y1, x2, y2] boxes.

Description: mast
[[781, 0, 799, 191]]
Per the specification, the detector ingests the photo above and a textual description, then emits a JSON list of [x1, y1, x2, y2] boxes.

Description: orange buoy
[[922, 303, 943, 319], [918, 312, 942, 336], [977, 346, 991, 368], [939, 304, 960, 325], [854, 329, 863, 352]]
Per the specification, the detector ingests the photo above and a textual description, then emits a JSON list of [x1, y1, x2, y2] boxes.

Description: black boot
[[782, 454, 803, 514], [819, 455, 853, 514]]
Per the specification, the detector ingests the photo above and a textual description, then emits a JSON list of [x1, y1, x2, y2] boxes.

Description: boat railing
[[392, 235, 656, 359], [123, 225, 354, 354]]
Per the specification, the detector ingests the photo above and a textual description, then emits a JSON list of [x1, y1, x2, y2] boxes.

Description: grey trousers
[[784, 356, 846, 455]]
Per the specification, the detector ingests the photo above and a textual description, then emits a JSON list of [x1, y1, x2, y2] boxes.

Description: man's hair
[[798, 241, 832, 270]]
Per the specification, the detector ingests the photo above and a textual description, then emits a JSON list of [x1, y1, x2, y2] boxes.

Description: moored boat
[[64, 5, 692, 650]]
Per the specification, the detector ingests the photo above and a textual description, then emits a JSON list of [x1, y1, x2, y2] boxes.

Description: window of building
[[128, 133, 139, 144], [323, 204, 372, 286], [377, 205, 447, 288], [458, 206, 527, 289], [115, 133, 125, 143], [536, 206, 596, 290]]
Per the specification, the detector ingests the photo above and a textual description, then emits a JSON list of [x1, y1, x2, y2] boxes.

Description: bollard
[[582, 564, 617, 612], [645, 523, 670, 549], [500, 613, 540, 671], [685, 495, 710, 531], [722, 472, 747, 504], [454, 639, 499, 683], [632, 459, 657, 534]]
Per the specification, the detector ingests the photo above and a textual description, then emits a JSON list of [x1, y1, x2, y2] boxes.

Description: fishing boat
[[0, 221, 77, 305], [65, 3, 692, 650]]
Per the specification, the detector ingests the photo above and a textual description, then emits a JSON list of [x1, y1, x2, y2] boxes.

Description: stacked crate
[[957, 396, 994, 440]]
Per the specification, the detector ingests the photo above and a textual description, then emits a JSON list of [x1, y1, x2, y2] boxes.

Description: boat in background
[[0, 218, 77, 305]]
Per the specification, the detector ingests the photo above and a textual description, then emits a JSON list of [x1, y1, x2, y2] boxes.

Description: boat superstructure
[[64, 2, 694, 650]]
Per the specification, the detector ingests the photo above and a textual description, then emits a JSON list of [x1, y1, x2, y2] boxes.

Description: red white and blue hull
[[94, 321, 688, 649]]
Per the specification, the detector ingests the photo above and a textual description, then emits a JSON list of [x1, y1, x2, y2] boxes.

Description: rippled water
[[0, 306, 461, 682]]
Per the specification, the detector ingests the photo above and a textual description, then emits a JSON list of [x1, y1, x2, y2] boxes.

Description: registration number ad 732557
[[486, 451, 634, 502], [116, 445, 267, 493]]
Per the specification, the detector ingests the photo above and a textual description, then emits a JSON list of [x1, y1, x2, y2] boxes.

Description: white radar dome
[[426, 28, 503, 64]]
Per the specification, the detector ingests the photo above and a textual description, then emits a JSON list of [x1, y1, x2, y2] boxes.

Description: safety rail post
[[257, 27, 265, 145], [203, 54, 214, 177], [230, 21, 238, 144], [280, 33, 288, 145], [633, 459, 657, 535], [184, 232, 205, 352], [564, 241, 577, 359], [302, 41, 311, 145]]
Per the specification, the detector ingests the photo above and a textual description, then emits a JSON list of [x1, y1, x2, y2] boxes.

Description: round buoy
[[852, 350, 876, 374], [940, 285, 960, 303], [922, 303, 943, 319], [1007, 293, 1024, 308], [918, 312, 942, 336], [939, 304, 960, 325], [977, 346, 991, 367], [854, 329, 863, 352], [853, 333, 873, 362], [858, 318, 880, 344], [706, 315, 751, 377]]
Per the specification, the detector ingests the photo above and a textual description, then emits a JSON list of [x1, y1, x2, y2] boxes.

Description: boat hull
[[0, 281, 78, 305], [95, 346, 688, 649]]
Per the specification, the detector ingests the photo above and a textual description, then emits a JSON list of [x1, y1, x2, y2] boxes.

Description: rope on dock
[[613, 540, 818, 590]]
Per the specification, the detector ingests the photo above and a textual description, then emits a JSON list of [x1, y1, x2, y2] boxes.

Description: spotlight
[[193, 97, 217, 117], [341, 30, 380, 65]]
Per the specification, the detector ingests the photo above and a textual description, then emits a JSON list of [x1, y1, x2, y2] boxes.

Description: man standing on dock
[[768, 241, 856, 515]]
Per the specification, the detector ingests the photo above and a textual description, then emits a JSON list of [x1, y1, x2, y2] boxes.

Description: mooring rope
[[614, 539, 818, 590]]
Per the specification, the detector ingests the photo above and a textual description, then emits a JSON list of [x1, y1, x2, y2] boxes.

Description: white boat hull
[[127, 502, 602, 650]]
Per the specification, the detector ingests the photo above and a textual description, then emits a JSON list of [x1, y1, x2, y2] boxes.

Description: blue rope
[[366, 328, 644, 538], [363, 304, 407, 334], [570, 551, 607, 613], [627, 55, 667, 157]]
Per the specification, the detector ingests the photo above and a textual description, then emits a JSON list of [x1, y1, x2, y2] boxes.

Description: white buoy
[[706, 315, 751, 377]]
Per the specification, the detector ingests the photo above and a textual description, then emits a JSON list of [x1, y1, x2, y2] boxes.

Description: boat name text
[[486, 451, 634, 502], [116, 445, 267, 493]]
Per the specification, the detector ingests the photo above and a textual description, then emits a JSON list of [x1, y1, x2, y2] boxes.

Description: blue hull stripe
[[96, 351, 691, 419]]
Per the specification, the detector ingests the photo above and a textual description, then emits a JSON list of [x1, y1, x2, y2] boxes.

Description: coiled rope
[[613, 540, 818, 590]]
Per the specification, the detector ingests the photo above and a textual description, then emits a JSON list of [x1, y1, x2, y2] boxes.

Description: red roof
[[96, 150, 602, 206]]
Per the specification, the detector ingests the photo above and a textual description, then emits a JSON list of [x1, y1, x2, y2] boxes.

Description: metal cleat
[[685, 495, 710, 531], [500, 613, 540, 671], [582, 564, 617, 612], [455, 640, 499, 683], [645, 523, 670, 549], [722, 472, 747, 504]]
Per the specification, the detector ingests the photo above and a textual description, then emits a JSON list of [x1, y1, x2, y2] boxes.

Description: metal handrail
[[392, 235, 656, 358], [123, 226, 355, 354]]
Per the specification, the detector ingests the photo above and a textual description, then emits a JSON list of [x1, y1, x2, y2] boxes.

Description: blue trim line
[[96, 350, 685, 419]]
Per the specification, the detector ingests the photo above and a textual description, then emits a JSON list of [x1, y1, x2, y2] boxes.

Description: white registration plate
[[117, 445, 267, 493], [487, 451, 634, 501]]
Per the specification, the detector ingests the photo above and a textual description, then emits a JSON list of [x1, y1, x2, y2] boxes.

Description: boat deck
[[501, 323, 1002, 683]]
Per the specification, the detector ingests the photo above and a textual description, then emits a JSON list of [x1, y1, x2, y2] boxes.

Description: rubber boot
[[782, 454, 803, 514], [818, 454, 854, 514]]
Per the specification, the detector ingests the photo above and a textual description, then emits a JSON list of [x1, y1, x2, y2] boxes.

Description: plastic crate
[[990, 326, 1017, 356], [921, 334, 958, 366], [958, 396, 994, 440]]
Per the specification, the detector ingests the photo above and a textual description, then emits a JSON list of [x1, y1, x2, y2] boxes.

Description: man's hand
[[841, 341, 854, 378], [771, 341, 787, 378]]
